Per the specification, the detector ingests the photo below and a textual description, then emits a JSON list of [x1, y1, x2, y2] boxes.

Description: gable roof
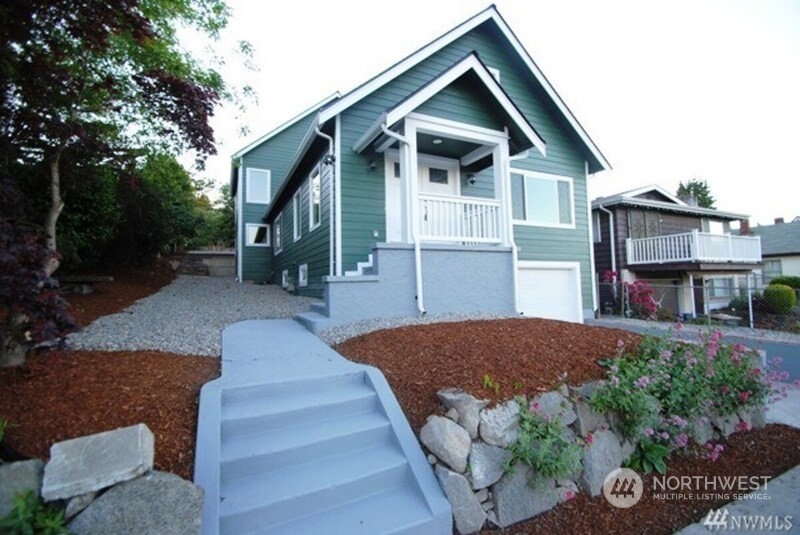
[[352, 52, 546, 156], [593, 184, 748, 220], [742, 220, 800, 256], [318, 5, 610, 173], [232, 92, 340, 160]]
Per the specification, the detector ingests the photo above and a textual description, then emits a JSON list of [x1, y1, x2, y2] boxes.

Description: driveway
[[67, 276, 316, 356]]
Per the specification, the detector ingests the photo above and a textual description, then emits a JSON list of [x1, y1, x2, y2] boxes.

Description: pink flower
[[735, 421, 750, 432], [675, 322, 684, 332], [617, 339, 625, 349], [586, 433, 594, 444], [739, 391, 751, 403], [565, 490, 576, 500], [644, 427, 655, 436], [675, 433, 689, 448]]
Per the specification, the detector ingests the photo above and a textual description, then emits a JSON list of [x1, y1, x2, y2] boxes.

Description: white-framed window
[[274, 212, 283, 253], [298, 264, 308, 287], [245, 223, 270, 247], [293, 191, 302, 242], [246, 168, 271, 204], [592, 211, 602, 243], [763, 259, 782, 284], [511, 170, 574, 228], [709, 277, 735, 299], [309, 166, 321, 231]]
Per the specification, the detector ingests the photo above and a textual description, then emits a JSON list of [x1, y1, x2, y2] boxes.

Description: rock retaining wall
[[421, 385, 766, 534]]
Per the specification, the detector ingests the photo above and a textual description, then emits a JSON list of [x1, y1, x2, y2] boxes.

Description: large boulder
[[68, 471, 203, 535], [0, 459, 44, 517], [573, 399, 608, 437], [469, 442, 512, 490], [437, 388, 490, 439], [579, 429, 623, 497], [492, 463, 558, 528], [42, 424, 154, 501], [479, 400, 520, 448], [420, 415, 472, 473], [435, 465, 486, 535]]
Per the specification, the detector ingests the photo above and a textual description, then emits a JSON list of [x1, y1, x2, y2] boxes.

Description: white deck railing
[[626, 230, 761, 265], [418, 193, 502, 244]]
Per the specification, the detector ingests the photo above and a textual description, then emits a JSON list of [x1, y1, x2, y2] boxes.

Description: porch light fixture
[[432, 138, 443, 145], [467, 173, 476, 185], [369, 160, 377, 172]]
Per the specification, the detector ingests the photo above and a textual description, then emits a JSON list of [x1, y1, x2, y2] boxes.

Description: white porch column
[[494, 142, 512, 246]]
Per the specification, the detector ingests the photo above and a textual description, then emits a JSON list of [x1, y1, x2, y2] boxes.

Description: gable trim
[[318, 6, 609, 171], [617, 184, 687, 205], [352, 53, 545, 156]]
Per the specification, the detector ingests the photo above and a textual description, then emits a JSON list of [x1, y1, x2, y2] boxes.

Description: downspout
[[507, 150, 529, 315], [314, 126, 335, 277], [381, 124, 425, 315]]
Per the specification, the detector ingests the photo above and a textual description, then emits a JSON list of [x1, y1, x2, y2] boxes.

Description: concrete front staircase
[[194, 320, 451, 535]]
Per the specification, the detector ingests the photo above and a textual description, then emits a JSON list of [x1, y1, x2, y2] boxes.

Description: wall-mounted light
[[369, 160, 377, 172], [467, 173, 476, 185]]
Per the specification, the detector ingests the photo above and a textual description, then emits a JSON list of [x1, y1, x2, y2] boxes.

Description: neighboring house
[[231, 6, 611, 331], [739, 218, 800, 284], [592, 185, 762, 317]]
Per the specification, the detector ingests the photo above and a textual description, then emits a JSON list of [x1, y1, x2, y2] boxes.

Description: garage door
[[518, 262, 582, 322]]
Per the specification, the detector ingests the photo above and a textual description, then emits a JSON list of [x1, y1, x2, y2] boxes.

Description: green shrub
[[763, 284, 797, 314], [0, 491, 69, 534], [769, 276, 800, 290]]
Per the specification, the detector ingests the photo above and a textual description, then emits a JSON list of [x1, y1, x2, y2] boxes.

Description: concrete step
[[219, 444, 409, 525], [220, 411, 392, 482], [309, 301, 327, 315], [293, 311, 331, 334]]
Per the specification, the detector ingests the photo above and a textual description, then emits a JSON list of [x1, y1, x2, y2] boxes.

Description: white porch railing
[[626, 230, 761, 265], [418, 193, 502, 244]]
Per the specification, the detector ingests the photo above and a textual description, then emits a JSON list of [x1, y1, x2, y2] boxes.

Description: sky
[[195, 0, 800, 227]]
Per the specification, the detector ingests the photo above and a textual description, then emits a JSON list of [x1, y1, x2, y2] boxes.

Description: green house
[[232, 6, 610, 332]]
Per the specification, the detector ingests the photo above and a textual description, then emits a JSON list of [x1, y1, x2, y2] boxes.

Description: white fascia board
[[618, 183, 687, 205], [233, 92, 340, 159], [318, 6, 608, 170], [461, 144, 495, 166]]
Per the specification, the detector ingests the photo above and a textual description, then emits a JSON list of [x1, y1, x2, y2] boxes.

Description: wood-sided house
[[592, 185, 762, 317], [231, 6, 611, 331]]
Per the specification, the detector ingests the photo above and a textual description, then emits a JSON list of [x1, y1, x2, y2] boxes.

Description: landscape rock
[[555, 478, 579, 503], [532, 391, 576, 426], [738, 406, 766, 430], [479, 400, 520, 448], [420, 416, 472, 473], [445, 408, 460, 422], [579, 429, 622, 497], [474, 489, 489, 503], [469, 442, 512, 490], [68, 471, 203, 535], [438, 388, 490, 439], [0, 459, 44, 517], [42, 423, 154, 501], [435, 465, 487, 535], [711, 413, 738, 438], [571, 380, 603, 399], [689, 416, 715, 445], [620, 439, 636, 463], [573, 398, 607, 437], [65, 492, 98, 520], [492, 463, 558, 527]]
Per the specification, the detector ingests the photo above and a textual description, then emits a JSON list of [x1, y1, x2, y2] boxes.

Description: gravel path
[[67, 276, 316, 356]]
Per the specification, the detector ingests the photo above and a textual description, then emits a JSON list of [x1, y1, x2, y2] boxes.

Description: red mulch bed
[[2, 266, 799, 533]]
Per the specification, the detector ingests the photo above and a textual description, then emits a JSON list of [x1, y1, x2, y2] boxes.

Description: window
[[763, 259, 782, 284], [511, 171, 574, 228], [592, 211, 603, 243], [246, 168, 271, 204], [709, 277, 735, 299], [309, 166, 321, 230], [429, 167, 449, 184], [245, 224, 270, 247], [298, 264, 308, 287], [293, 191, 302, 242], [274, 213, 283, 253]]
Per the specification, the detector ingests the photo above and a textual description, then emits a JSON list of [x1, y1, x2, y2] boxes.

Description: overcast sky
[[199, 0, 800, 227]]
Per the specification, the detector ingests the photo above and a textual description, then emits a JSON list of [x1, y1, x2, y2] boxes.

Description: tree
[[0, 0, 230, 275], [676, 179, 716, 209]]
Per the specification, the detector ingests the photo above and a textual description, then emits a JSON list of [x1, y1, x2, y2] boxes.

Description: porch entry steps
[[344, 253, 374, 276], [194, 319, 451, 535]]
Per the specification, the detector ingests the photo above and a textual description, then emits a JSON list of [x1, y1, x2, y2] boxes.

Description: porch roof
[[351, 53, 546, 158]]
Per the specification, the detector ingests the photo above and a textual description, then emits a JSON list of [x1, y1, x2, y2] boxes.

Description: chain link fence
[[597, 277, 800, 334]]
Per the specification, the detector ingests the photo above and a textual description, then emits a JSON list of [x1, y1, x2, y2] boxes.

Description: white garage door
[[518, 262, 582, 322]]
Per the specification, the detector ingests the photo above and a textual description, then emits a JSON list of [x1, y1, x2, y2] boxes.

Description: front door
[[385, 154, 460, 242]]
